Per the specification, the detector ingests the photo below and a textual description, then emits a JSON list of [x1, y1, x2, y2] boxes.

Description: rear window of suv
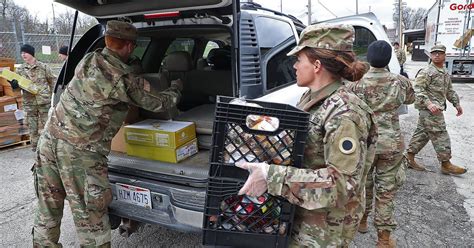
[[165, 38, 195, 55]]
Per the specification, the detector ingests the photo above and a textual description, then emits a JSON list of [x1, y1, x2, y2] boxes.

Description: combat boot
[[405, 152, 426, 171], [441, 161, 467, 175], [358, 214, 369, 233], [376, 230, 396, 248]]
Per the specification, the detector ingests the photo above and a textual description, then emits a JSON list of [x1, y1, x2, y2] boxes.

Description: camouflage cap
[[287, 24, 354, 56], [431, 44, 446, 53], [105, 20, 137, 41]]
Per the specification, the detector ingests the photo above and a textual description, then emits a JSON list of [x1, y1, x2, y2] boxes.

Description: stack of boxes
[[0, 57, 28, 147], [0, 96, 25, 146]]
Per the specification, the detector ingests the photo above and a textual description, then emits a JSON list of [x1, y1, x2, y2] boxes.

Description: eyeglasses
[[431, 51, 445, 56]]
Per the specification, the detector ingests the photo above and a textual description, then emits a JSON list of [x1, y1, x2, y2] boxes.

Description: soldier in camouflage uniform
[[405, 44, 467, 175], [348, 40, 415, 248], [393, 42, 406, 72], [16, 44, 57, 151], [32, 20, 183, 247], [236, 24, 378, 247]]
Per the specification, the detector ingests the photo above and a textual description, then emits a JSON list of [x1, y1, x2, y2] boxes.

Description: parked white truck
[[425, 0, 474, 79]]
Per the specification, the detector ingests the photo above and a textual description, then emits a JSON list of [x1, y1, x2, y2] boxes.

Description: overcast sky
[[14, 0, 436, 28]]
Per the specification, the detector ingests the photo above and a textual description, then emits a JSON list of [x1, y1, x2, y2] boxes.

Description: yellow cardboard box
[[0, 69, 38, 95], [125, 119, 196, 149], [126, 138, 198, 163]]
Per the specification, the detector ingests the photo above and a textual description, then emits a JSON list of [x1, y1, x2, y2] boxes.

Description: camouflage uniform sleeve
[[266, 115, 365, 210], [117, 75, 182, 112], [45, 64, 57, 90], [401, 50, 406, 65], [16, 65, 26, 78], [445, 77, 460, 107], [413, 69, 431, 107], [399, 76, 415, 104]]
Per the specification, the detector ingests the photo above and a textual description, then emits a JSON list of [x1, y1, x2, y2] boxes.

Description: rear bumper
[[108, 173, 206, 233]]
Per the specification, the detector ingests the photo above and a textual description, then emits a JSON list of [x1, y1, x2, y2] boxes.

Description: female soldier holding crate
[[236, 24, 377, 247]]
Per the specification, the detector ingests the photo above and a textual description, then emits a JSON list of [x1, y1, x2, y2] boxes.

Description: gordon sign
[[449, 3, 474, 10]]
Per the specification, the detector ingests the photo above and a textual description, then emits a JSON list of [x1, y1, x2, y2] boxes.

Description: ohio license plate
[[116, 183, 152, 209]]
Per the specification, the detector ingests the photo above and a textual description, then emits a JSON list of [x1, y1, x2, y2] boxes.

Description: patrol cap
[[430, 44, 446, 53], [105, 20, 137, 41], [287, 24, 354, 56]]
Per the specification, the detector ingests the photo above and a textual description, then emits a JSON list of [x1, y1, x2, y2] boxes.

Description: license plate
[[116, 183, 152, 209]]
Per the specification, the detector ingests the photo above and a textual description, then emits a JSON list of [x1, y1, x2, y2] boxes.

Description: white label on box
[[176, 141, 198, 161], [126, 132, 152, 143], [155, 133, 169, 147], [14, 109, 24, 120], [4, 103, 17, 112]]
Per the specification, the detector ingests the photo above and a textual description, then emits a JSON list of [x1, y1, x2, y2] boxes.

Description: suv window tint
[[165, 38, 195, 55], [203, 41, 219, 58], [266, 45, 297, 91], [353, 26, 377, 61], [255, 17, 293, 49], [132, 37, 151, 59]]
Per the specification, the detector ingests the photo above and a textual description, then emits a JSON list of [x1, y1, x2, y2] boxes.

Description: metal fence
[[0, 25, 82, 64]]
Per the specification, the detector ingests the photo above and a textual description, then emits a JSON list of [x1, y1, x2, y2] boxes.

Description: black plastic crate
[[203, 96, 310, 248]]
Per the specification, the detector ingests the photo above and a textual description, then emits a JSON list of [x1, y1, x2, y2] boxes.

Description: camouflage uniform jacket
[[348, 67, 415, 154], [45, 48, 181, 156], [16, 60, 56, 106], [414, 63, 460, 110], [266, 81, 377, 244], [395, 48, 406, 65]]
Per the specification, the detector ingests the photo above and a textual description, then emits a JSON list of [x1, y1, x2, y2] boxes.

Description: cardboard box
[[0, 123, 20, 137], [125, 119, 196, 149], [0, 111, 17, 127], [111, 126, 126, 153], [16, 96, 23, 109], [0, 96, 17, 113], [0, 69, 38, 95], [126, 138, 198, 163]]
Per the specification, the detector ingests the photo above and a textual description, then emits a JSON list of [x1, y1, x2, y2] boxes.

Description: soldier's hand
[[456, 105, 463, 116], [427, 103, 441, 115], [8, 79, 19, 90], [236, 161, 270, 197], [170, 79, 183, 91]]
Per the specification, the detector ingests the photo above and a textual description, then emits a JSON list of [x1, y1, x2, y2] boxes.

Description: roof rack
[[240, 2, 304, 26]]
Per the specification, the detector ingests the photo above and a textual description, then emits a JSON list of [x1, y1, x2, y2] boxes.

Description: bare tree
[[393, 5, 427, 30]]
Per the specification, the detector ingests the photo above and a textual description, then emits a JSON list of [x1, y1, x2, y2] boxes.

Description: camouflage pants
[[407, 109, 451, 162], [33, 132, 112, 248], [290, 205, 364, 247], [24, 104, 50, 151], [364, 152, 406, 232]]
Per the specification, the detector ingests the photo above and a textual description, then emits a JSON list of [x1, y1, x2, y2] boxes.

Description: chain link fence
[[0, 21, 83, 74]]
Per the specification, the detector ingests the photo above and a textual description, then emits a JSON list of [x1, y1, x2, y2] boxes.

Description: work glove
[[456, 105, 463, 116], [8, 79, 19, 90], [236, 161, 270, 197], [170, 78, 183, 91]]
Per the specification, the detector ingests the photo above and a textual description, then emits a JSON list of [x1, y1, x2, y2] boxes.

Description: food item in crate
[[217, 194, 282, 233]]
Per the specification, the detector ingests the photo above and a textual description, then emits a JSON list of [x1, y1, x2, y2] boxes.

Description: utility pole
[[398, 0, 403, 47], [52, 3, 60, 51], [356, 0, 359, 14], [280, 0, 283, 12], [307, 0, 312, 25]]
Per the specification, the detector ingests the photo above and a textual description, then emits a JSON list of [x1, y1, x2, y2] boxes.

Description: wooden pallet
[[0, 139, 30, 150]]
